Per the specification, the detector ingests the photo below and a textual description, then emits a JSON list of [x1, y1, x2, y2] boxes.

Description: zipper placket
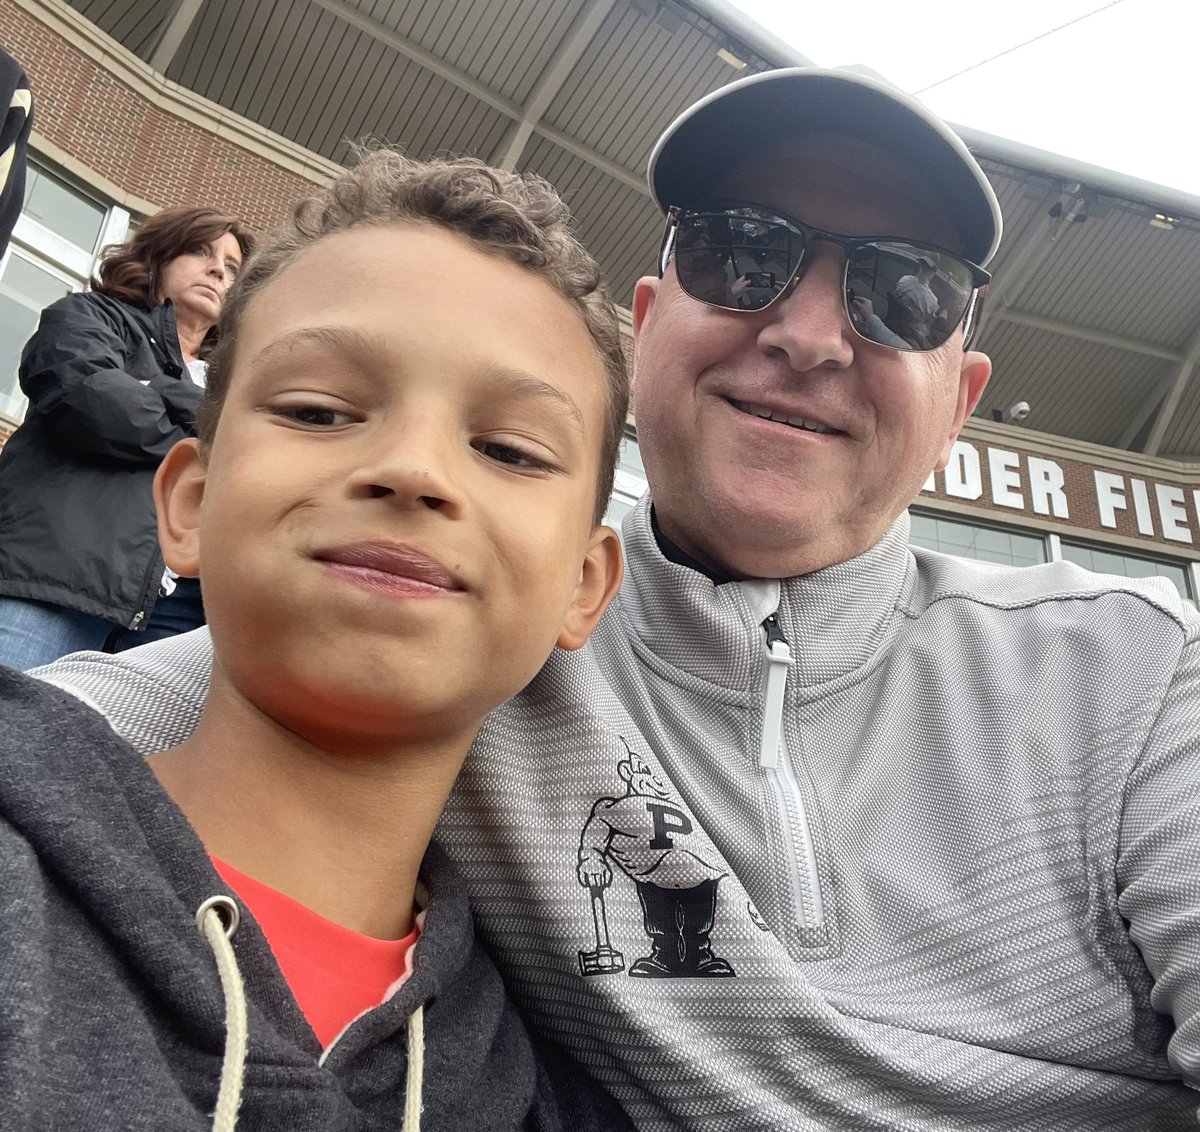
[[759, 612, 825, 932], [127, 552, 166, 629]]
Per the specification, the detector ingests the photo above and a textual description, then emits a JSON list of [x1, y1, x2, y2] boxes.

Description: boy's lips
[[313, 542, 466, 592]]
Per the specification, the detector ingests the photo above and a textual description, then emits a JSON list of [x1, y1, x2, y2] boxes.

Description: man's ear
[[154, 438, 207, 577], [632, 275, 658, 336], [557, 525, 624, 651], [936, 350, 992, 469], [630, 276, 659, 396]]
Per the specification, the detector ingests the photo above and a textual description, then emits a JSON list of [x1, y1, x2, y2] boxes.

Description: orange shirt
[[212, 857, 419, 1049]]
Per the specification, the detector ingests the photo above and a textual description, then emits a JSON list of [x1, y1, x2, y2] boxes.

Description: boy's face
[[157, 223, 621, 750]]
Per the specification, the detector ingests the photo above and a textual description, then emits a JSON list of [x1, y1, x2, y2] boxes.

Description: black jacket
[[0, 290, 202, 626], [0, 668, 632, 1130]]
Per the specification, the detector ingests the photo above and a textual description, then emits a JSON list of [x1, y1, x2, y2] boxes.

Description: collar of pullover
[[614, 496, 914, 692]]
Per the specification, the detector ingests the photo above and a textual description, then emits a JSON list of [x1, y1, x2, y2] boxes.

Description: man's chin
[[688, 505, 868, 580]]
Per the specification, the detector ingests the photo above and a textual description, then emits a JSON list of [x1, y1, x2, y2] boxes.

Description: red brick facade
[[1, 0, 321, 230], [0, 0, 338, 448]]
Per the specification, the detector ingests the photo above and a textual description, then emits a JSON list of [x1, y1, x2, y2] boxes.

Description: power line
[[915, 0, 1129, 94]]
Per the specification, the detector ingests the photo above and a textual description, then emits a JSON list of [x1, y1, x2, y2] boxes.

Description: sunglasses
[[659, 203, 991, 352]]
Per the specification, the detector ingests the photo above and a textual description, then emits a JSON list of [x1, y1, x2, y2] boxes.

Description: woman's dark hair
[[93, 206, 255, 338]]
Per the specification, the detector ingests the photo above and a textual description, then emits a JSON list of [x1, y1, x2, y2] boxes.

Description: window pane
[[21, 168, 106, 251], [619, 433, 646, 479], [609, 433, 648, 519], [0, 254, 73, 420], [1059, 541, 1189, 600], [910, 512, 1046, 567], [605, 494, 637, 528]]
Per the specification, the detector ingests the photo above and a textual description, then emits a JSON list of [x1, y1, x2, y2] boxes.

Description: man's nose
[[753, 246, 855, 372]]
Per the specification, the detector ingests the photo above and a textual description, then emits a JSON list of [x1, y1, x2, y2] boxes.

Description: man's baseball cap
[[648, 67, 1002, 266]]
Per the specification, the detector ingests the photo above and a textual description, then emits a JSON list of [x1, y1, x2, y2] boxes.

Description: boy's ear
[[154, 438, 208, 578], [556, 525, 623, 651]]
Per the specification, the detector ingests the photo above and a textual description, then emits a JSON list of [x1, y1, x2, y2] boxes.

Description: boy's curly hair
[[199, 148, 628, 524]]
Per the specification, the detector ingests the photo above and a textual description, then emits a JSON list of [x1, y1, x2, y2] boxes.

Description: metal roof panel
[[65, 0, 165, 59], [49, 0, 1200, 463]]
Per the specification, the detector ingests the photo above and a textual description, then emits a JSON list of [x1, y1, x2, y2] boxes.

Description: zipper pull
[[760, 613, 791, 769]]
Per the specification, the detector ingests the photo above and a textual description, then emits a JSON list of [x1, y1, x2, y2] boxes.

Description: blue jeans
[[0, 597, 113, 671], [0, 578, 205, 671]]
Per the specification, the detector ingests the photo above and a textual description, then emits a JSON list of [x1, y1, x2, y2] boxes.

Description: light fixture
[[1149, 213, 1179, 231], [717, 47, 747, 70], [991, 402, 1031, 424]]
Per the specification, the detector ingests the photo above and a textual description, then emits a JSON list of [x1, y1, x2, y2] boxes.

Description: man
[[0, 47, 33, 260], [34, 68, 1199, 1130], [890, 253, 940, 343]]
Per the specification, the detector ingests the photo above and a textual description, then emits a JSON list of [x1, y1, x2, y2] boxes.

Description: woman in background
[[0, 206, 252, 670]]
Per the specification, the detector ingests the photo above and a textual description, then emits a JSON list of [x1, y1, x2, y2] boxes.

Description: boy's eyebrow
[[247, 326, 373, 368], [246, 327, 587, 433], [482, 367, 586, 435]]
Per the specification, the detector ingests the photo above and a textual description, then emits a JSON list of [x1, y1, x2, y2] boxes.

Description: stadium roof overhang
[[60, 0, 1200, 459]]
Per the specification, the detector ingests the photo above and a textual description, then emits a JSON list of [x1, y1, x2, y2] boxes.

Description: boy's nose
[[347, 426, 462, 517], [365, 478, 449, 512]]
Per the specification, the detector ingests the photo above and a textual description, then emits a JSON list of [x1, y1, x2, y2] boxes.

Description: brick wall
[[0, 0, 321, 231], [0, 1, 339, 446]]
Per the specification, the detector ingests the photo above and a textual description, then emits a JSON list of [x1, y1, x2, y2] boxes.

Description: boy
[[0, 151, 630, 1130]]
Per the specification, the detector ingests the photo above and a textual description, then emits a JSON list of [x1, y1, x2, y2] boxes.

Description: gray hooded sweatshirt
[[0, 667, 630, 1131]]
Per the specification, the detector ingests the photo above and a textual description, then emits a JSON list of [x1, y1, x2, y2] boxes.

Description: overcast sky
[[729, 0, 1199, 198]]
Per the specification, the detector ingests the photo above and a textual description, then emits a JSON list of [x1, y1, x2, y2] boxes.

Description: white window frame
[[913, 507, 1196, 601], [0, 167, 132, 422]]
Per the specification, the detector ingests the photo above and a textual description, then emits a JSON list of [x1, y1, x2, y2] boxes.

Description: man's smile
[[728, 398, 843, 435]]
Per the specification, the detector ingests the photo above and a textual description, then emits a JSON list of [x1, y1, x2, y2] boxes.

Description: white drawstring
[[196, 896, 247, 1132], [195, 894, 425, 1131], [404, 1003, 425, 1131]]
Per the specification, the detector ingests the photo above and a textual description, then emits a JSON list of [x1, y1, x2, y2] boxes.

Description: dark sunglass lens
[[846, 243, 973, 350], [674, 211, 796, 310]]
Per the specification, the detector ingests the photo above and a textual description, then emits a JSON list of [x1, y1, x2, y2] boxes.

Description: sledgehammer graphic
[[578, 884, 624, 975]]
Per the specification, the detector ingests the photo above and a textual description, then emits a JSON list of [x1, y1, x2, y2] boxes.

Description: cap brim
[[648, 68, 1001, 266]]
